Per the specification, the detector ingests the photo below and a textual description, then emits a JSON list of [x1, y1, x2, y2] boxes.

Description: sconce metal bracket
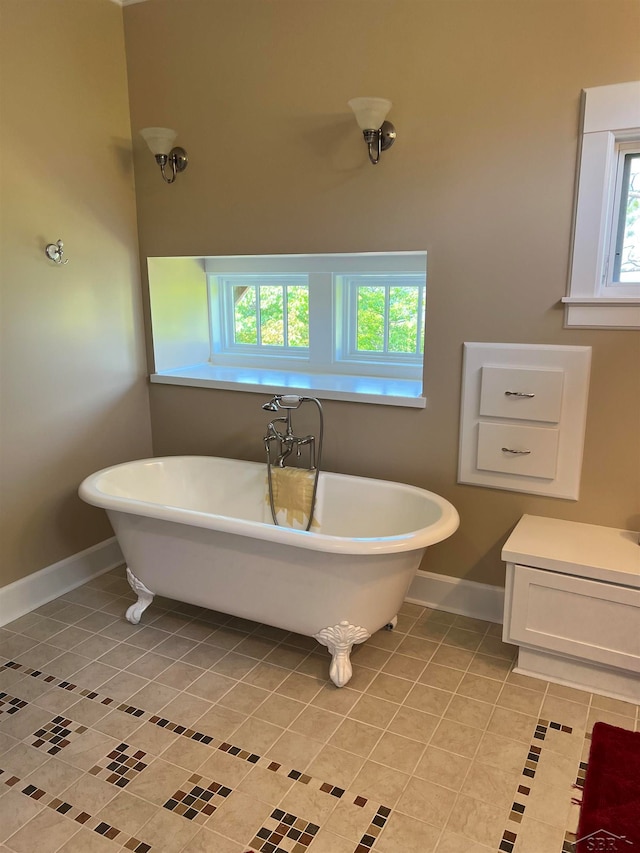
[[169, 146, 188, 173], [379, 120, 397, 152], [362, 120, 396, 164], [155, 147, 189, 183]]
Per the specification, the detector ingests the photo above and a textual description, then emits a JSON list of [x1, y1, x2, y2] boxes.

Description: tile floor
[[0, 567, 638, 853]]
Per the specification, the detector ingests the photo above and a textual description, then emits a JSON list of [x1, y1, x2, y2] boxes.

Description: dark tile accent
[[30, 716, 87, 755], [356, 804, 391, 851], [0, 692, 28, 716], [2, 766, 153, 851], [163, 773, 232, 823], [89, 742, 149, 788], [117, 704, 145, 717], [250, 809, 320, 852], [2, 656, 400, 842]]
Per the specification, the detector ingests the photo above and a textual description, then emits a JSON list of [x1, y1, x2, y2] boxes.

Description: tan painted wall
[[147, 256, 209, 371], [124, 0, 640, 587], [0, 0, 153, 587]]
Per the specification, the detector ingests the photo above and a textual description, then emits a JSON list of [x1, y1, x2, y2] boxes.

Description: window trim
[[563, 80, 640, 328], [219, 273, 310, 354], [339, 273, 426, 366]]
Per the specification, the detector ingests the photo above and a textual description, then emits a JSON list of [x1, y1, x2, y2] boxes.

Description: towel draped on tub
[[267, 467, 320, 530]]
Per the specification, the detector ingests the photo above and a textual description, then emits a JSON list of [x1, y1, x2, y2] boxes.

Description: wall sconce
[[348, 97, 396, 165], [140, 127, 188, 184]]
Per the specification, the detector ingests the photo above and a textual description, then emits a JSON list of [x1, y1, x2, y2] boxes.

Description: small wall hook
[[45, 239, 69, 265]]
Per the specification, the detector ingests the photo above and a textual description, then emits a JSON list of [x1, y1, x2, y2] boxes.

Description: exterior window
[[148, 252, 427, 407], [222, 276, 309, 350], [610, 149, 640, 285], [563, 80, 640, 328], [344, 275, 425, 361], [212, 266, 425, 379]]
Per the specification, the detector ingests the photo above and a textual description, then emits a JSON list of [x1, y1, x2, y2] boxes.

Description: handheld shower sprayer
[[261, 394, 306, 412]]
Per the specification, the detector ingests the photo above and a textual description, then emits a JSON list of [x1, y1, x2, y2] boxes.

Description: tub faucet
[[262, 393, 325, 531], [263, 416, 296, 467], [262, 396, 318, 469]]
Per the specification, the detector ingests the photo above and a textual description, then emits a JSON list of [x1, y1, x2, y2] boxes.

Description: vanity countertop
[[502, 514, 640, 588]]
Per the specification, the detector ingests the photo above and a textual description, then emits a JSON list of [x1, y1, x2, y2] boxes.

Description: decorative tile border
[[0, 767, 152, 852], [5, 657, 593, 853], [3, 659, 396, 852], [498, 718, 575, 853], [354, 805, 391, 852]]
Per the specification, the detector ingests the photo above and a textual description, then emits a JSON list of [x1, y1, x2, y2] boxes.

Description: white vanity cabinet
[[502, 514, 640, 703]]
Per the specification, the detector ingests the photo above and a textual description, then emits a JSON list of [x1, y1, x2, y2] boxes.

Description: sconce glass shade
[[347, 97, 392, 131], [140, 127, 178, 156]]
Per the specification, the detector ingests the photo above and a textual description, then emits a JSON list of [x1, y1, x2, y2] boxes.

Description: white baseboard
[[0, 538, 124, 627], [406, 570, 505, 624]]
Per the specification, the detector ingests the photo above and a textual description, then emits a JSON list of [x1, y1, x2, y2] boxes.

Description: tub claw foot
[[314, 621, 370, 688], [125, 567, 154, 625], [385, 616, 398, 631]]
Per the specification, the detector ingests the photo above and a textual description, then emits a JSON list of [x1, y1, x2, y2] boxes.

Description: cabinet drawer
[[506, 564, 640, 672], [480, 366, 564, 422], [477, 422, 559, 479]]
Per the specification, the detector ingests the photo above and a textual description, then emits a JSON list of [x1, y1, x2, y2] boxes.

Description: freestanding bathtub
[[79, 456, 459, 687]]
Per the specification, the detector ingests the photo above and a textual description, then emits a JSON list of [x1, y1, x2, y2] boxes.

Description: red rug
[[576, 722, 640, 852]]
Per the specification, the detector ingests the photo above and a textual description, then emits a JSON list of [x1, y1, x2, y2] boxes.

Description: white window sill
[[151, 364, 426, 408], [561, 297, 640, 328]]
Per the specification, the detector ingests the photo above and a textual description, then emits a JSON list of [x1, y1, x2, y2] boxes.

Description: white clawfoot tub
[[79, 456, 459, 687]]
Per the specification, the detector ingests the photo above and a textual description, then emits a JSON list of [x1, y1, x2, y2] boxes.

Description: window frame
[[339, 273, 426, 366], [608, 145, 640, 286], [219, 273, 310, 356], [563, 80, 640, 328], [207, 254, 426, 381]]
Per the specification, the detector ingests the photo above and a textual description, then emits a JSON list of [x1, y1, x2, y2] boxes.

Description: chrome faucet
[[262, 394, 325, 530], [262, 395, 317, 469], [263, 416, 298, 467]]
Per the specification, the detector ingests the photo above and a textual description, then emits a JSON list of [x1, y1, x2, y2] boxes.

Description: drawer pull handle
[[501, 447, 532, 455], [504, 391, 535, 398]]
